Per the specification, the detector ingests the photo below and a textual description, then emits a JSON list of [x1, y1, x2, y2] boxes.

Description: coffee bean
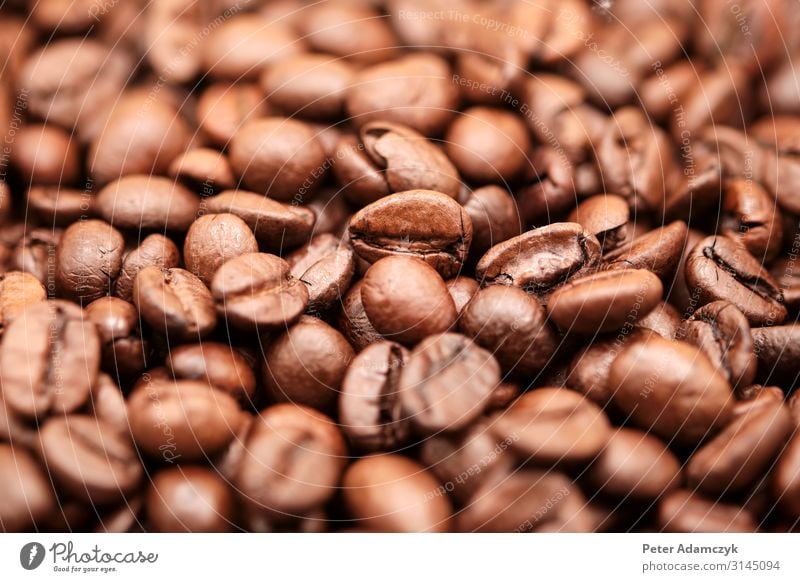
[[0, 271, 46, 335], [672, 66, 749, 141], [681, 301, 757, 391], [133, 266, 217, 341], [56, 219, 124, 303], [399, 332, 500, 434], [751, 324, 800, 385], [0, 300, 99, 420], [234, 403, 346, 515], [547, 269, 663, 334], [658, 490, 758, 532], [342, 454, 452, 532], [568, 194, 630, 253], [184, 214, 258, 286], [604, 221, 688, 280], [168, 148, 235, 193], [128, 378, 243, 461], [773, 432, 800, 518], [608, 335, 734, 445], [476, 223, 601, 299], [197, 82, 269, 147], [516, 148, 578, 226], [445, 276, 479, 314], [114, 234, 181, 303], [90, 373, 129, 430], [339, 341, 410, 452], [147, 466, 234, 532], [349, 190, 473, 278], [166, 342, 256, 406], [721, 179, 783, 263], [27, 186, 94, 226], [211, 252, 308, 332], [491, 388, 612, 465], [144, 0, 203, 83], [0, 444, 56, 532], [38, 414, 142, 504], [12, 123, 80, 186], [287, 234, 355, 313], [460, 185, 522, 258], [337, 279, 382, 351], [85, 296, 149, 378], [636, 301, 683, 339], [685, 235, 787, 326]]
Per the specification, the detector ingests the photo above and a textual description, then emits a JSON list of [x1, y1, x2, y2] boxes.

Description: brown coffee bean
[[114, 234, 181, 303], [361, 256, 457, 345], [346, 54, 459, 136], [128, 378, 243, 461], [773, 432, 800, 517], [399, 332, 500, 434], [568, 194, 630, 253], [343, 454, 452, 532], [287, 234, 355, 313], [90, 373, 129, 430], [460, 185, 521, 258], [133, 266, 217, 340], [476, 223, 601, 299], [685, 235, 787, 326], [751, 324, 800, 385], [460, 285, 558, 376], [85, 297, 149, 378], [636, 301, 683, 339], [446, 276, 479, 314], [681, 301, 757, 391], [664, 149, 724, 222], [720, 178, 783, 264], [234, 404, 346, 515], [197, 82, 269, 147], [0, 300, 99, 420], [608, 336, 734, 445], [38, 414, 142, 504], [144, 0, 204, 83], [587, 428, 681, 500], [604, 221, 688, 280], [338, 279, 382, 351], [27, 186, 94, 226], [658, 490, 758, 532], [771, 257, 800, 314], [687, 400, 793, 495], [491, 388, 612, 465], [263, 316, 354, 412], [229, 117, 327, 201], [10, 228, 59, 295], [0, 444, 56, 532], [168, 148, 235, 193], [339, 340, 410, 452], [166, 342, 256, 405], [0, 271, 46, 335], [211, 253, 308, 332], [184, 214, 258, 286], [12, 123, 80, 186], [147, 466, 235, 532], [349, 190, 473, 278], [445, 107, 531, 183], [96, 176, 200, 233], [673, 66, 750, 141], [548, 269, 663, 334], [56, 219, 124, 303]]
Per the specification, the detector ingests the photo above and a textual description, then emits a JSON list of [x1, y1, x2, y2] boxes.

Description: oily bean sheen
[[490, 388, 612, 465], [0, 300, 99, 420], [476, 223, 601, 299], [399, 332, 500, 434], [339, 341, 411, 452], [342, 454, 452, 533], [56, 219, 124, 303], [608, 336, 734, 445], [349, 190, 473, 279], [211, 253, 308, 332], [361, 256, 458, 346], [147, 466, 235, 533], [686, 236, 787, 326], [547, 269, 663, 334]]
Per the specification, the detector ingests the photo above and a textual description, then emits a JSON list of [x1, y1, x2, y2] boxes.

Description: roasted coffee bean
[[27, 186, 94, 226], [166, 342, 256, 405], [339, 341, 410, 452], [115, 234, 181, 303], [144, 0, 204, 83], [197, 82, 269, 147], [128, 378, 243, 461], [547, 269, 663, 334], [0, 300, 99, 420], [342, 454, 452, 532], [338, 279, 382, 351], [349, 190, 473, 278], [567, 194, 630, 253], [681, 301, 757, 391], [491, 388, 612, 465], [608, 335, 734, 445], [211, 253, 308, 332], [476, 223, 601, 299], [133, 266, 217, 341], [346, 54, 458, 136], [636, 301, 683, 339], [771, 257, 800, 314], [720, 179, 783, 263], [306, 188, 351, 236], [515, 147, 576, 227], [686, 400, 793, 495], [751, 324, 800, 384], [168, 148, 236, 193], [234, 404, 346, 515], [11, 228, 61, 294], [773, 432, 800, 517], [664, 150, 724, 222], [38, 414, 142, 504], [460, 185, 521, 258], [460, 285, 558, 376], [445, 107, 531, 183], [263, 316, 354, 412], [658, 490, 758, 532], [399, 332, 500, 434], [604, 221, 688, 280], [287, 234, 355, 313], [12, 123, 80, 186], [446, 276, 479, 314], [90, 373, 129, 430], [184, 214, 258, 286], [0, 444, 56, 532], [56, 219, 124, 303], [229, 117, 327, 201], [673, 66, 750, 141], [96, 176, 201, 233], [361, 256, 457, 345], [0, 271, 46, 335], [147, 466, 235, 533], [586, 428, 681, 500], [685, 236, 787, 326], [204, 190, 316, 251], [85, 297, 148, 378]]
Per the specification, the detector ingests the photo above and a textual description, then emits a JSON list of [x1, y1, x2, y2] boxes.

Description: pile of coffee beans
[[1, 0, 800, 533]]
